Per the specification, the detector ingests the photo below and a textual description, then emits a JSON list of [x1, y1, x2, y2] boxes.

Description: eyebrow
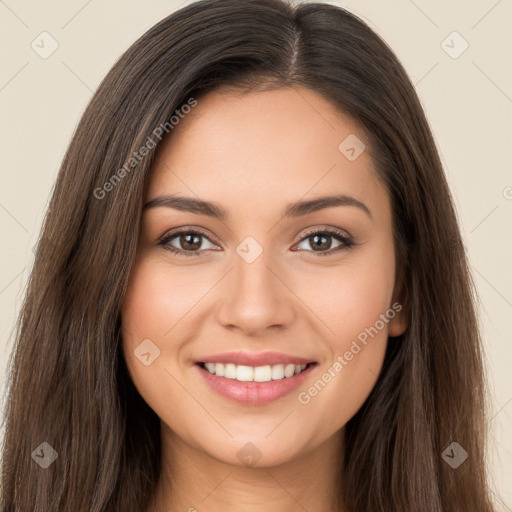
[[143, 194, 372, 220]]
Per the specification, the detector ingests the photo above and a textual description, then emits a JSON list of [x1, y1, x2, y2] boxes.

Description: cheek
[[292, 252, 394, 424], [298, 255, 395, 353], [120, 255, 223, 401], [120, 257, 207, 423], [121, 258, 182, 388], [121, 256, 208, 346]]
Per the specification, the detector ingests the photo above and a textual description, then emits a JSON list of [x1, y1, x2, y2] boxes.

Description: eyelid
[[298, 225, 352, 240]]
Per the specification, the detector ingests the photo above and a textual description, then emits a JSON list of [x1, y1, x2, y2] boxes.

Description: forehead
[[146, 85, 389, 220]]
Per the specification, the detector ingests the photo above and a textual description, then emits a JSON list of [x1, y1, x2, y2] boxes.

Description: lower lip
[[194, 363, 318, 404]]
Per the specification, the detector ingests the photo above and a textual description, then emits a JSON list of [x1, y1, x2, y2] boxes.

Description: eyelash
[[158, 226, 355, 258]]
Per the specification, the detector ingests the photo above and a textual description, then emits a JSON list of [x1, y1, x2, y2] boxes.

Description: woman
[[0, 0, 496, 510]]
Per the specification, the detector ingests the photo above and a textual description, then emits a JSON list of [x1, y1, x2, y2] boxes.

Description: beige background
[[0, 0, 511, 507]]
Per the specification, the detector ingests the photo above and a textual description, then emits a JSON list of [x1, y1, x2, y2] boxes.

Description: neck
[[147, 422, 346, 512]]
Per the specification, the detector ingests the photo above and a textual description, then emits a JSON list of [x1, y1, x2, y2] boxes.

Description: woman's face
[[121, 85, 407, 467]]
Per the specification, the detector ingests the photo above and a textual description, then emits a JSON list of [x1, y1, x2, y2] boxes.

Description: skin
[[121, 85, 408, 512]]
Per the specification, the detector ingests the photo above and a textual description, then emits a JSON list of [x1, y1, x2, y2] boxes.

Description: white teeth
[[271, 364, 284, 380], [284, 364, 296, 377], [224, 363, 237, 379], [236, 365, 254, 382], [215, 362, 225, 377], [254, 365, 272, 382], [202, 362, 310, 381]]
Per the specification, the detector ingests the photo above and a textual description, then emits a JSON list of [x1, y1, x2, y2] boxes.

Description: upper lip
[[196, 351, 316, 367]]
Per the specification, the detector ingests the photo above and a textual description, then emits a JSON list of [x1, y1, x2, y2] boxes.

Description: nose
[[216, 249, 295, 336]]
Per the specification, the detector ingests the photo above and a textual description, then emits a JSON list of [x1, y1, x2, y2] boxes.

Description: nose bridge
[[216, 238, 294, 333], [235, 246, 275, 297]]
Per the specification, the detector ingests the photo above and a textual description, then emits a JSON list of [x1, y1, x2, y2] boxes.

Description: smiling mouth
[[196, 361, 317, 382]]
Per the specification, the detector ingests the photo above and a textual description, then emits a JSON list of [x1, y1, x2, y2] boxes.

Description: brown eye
[[294, 229, 354, 256], [178, 233, 202, 251], [159, 229, 218, 257]]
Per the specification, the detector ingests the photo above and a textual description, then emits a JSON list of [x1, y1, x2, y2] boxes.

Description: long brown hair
[[0, 0, 496, 510]]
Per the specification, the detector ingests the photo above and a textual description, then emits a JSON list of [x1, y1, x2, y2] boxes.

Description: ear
[[388, 268, 409, 337]]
